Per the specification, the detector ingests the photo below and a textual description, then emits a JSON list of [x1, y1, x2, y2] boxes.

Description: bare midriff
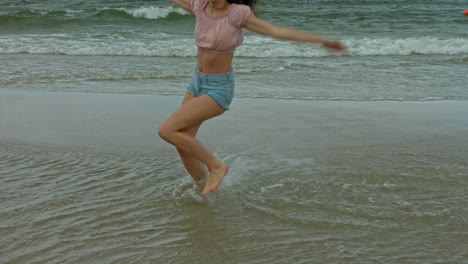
[[197, 48, 234, 74]]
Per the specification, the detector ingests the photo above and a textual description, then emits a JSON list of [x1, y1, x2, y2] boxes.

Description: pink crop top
[[188, 0, 253, 54]]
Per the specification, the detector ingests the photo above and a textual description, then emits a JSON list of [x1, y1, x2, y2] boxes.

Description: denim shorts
[[187, 69, 235, 111]]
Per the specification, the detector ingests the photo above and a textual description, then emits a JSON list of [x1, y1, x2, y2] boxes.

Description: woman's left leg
[[175, 92, 206, 188]]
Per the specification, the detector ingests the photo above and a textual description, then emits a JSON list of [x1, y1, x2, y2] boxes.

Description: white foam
[[107, 6, 189, 20], [1, 35, 467, 57], [239, 36, 468, 57], [348, 37, 468, 56]]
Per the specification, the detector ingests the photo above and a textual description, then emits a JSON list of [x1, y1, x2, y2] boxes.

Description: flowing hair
[[227, 0, 258, 12]]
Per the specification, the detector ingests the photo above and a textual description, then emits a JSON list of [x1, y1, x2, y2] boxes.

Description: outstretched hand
[[321, 39, 347, 52]]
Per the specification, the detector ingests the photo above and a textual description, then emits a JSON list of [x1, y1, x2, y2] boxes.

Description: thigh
[[162, 92, 225, 133], [180, 92, 201, 136]]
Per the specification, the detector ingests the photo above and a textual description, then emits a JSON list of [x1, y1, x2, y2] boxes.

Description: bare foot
[[201, 162, 229, 196]]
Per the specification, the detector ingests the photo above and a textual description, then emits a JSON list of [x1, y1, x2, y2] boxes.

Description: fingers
[[322, 40, 347, 52]]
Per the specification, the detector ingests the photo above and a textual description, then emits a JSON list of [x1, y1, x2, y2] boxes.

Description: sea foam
[[110, 6, 189, 20], [1, 35, 467, 58]]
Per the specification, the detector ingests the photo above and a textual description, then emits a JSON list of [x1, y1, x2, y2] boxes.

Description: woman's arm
[[245, 15, 346, 51], [170, 0, 191, 13]]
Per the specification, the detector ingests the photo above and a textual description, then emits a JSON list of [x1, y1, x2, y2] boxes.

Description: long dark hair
[[227, 0, 258, 12]]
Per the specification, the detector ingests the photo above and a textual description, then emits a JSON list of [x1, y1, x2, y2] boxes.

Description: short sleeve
[[231, 4, 253, 27], [188, 0, 196, 13], [188, 0, 207, 14]]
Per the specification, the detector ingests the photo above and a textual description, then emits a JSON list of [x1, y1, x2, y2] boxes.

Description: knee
[[157, 122, 172, 142]]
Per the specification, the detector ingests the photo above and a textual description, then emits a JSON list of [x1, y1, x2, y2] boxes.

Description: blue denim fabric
[[187, 69, 235, 110]]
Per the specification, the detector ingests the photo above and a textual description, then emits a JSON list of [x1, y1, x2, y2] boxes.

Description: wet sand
[[1, 90, 468, 153]]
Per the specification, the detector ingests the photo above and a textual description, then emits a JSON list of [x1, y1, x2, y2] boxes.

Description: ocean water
[[1, 0, 468, 263], [0, 0, 467, 100]]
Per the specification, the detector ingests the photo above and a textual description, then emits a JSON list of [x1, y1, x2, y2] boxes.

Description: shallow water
[[1, 140, 467, 263], [1, 94, 467, 263]]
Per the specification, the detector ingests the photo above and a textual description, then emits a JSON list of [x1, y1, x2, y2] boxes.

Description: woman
[[158, 0, 346, 196]]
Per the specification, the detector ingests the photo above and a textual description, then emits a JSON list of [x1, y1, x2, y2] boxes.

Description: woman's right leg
[[158, 92, 228, 195]]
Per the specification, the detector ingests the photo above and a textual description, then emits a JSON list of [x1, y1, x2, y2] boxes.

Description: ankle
[[208, 161, 226, 173]]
